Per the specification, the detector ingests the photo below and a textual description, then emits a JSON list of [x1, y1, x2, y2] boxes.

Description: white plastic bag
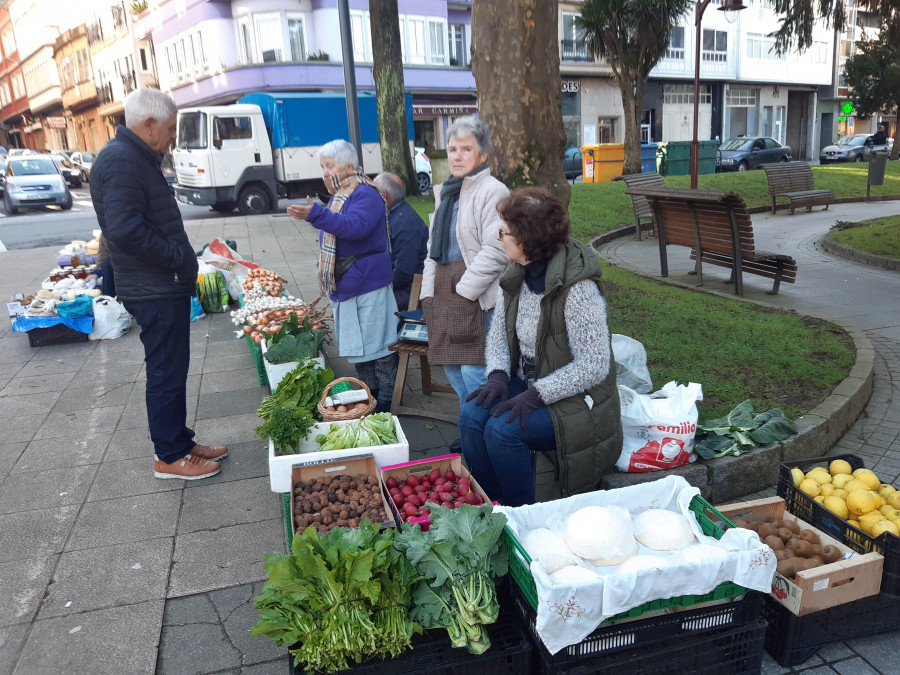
[[199, 238, 259, 279], [616, 381, 703, 472], [89, 296, 132, 340], [611, 334, 653, 394]]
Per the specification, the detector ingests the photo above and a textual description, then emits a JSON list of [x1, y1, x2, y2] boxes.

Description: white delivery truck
[[173, 91, 413, 215]]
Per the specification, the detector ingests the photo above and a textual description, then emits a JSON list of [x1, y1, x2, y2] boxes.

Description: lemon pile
[[790, 460, 900, 538]]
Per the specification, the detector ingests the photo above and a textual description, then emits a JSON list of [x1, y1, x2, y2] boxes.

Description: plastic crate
[[509, 575, 761, 665], [534, 617, 767, 675], [777, 453, 900, 595], [26, 323, 89, 348], [245, 334, 269, 386], [282, 492, 293, 550], [761, 591, 900, 667], [504, 494, 749, 617], [286, 597, 532, 675]]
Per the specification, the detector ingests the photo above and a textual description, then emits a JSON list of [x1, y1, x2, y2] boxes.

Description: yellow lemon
[[799, 479, 821, 498], [830, 459, 853, 476], [814, 495, 826, 504], [879, 506, 900, 521], [819, 484, 836, 497], [807, 468, 832, 484], [844, 480, 871, 494], [870, 520, 900, 538], [853, 470, 882, 491], [888, 492, 900, 510], [791, 467, 805, 488], [879, 485, 897, 500], [872, 493, 884, 510], [823, 496, 850, 519], [832, 474, 854, 489], [833, 489, 849, 499], [849, 519, 861, 529], [847, 490, 878, 516]]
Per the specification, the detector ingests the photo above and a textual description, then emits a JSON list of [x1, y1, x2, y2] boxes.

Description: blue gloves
[[466, 371, 509, 408], [491, 386, 543, 428]]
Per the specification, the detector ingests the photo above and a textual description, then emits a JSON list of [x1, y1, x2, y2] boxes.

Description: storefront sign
[[562, 80, 580, 93], [413, 104, 477, 117], [46, 116, 67, 129]]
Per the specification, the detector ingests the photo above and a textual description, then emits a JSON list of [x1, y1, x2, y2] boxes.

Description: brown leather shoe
[[191, 444, 228, 461], [154, 454, 221, 480]]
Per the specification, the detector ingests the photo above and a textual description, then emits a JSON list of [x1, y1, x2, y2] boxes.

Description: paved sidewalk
[[0, 199, 897, 673]]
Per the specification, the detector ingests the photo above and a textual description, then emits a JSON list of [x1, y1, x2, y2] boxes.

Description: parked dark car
[[161, 153, 176, 194], [716, 136, 791, 172], [50, 154, 83, 188], [563, 146, 583, 179], [819, 134, 893, 163]]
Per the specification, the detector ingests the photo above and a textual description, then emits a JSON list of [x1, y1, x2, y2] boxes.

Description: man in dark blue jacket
[[91, 88, 227, 480], [373, 172, 428, 311]]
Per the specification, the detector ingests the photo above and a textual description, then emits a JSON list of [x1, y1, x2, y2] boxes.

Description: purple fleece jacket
[[307, 183, 393, 302]]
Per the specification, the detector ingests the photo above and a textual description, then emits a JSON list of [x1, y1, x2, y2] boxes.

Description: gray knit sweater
[[484, 280, 611, 404]]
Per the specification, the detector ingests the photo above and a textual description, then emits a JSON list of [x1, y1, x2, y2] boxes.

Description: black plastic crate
[[761, 590, 900, 667], [26, 324, 89, 348], [508, 576, 762, 666], [287, 596, 531, 674], [777, 453, 900, 595], [533, 618, 767, 675]]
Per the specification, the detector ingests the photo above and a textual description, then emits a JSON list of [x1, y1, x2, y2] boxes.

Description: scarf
[[318, 166, 387, 295], [523, 258, 549, 294], [429, 163, 488, 264]]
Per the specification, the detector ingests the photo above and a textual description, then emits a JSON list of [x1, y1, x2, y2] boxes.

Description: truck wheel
[[211, 202, 236, 213], [238, 185, 270, 215]]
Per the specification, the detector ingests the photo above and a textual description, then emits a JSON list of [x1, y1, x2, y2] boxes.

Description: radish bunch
[[385, 469, 485, 523]]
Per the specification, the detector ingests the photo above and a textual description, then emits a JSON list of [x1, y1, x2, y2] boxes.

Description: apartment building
[[132, 0, 476, 150], [559, 0, 834, 161], [0, 7, 29, 149]]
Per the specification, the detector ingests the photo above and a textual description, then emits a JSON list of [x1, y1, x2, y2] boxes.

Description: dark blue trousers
[[123, 297, 195, 463]]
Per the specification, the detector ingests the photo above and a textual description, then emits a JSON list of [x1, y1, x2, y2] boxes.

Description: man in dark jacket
[[91, 88, 227, 480], [373, 172, 428, 310]]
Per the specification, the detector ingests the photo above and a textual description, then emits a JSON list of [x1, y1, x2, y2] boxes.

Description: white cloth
[[497, 475, 776, 655]]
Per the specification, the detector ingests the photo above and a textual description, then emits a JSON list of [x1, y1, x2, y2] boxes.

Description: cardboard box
[[380, 454, 493, 530], [268, 415, 409, 492], [717, 497, 883, 616], [260, 338, 325, 393], [289, 454, 396, 536]]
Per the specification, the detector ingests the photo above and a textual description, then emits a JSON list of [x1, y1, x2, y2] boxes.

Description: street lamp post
[[690, 0, 746, 189]]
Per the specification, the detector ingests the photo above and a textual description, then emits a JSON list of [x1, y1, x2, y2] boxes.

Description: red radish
[[403, 503, 417, 516], [428, 469, 442, 482], [439, 492, 454, 503], [429, 492, 440, 503], [414, 484, 427, 494], [445, 470, 457, 481], [406, 475, 419, 487], [434, 477, 448, 487], [450, 491, 460, 500], [392, 494, 405, 506], [441, 501, 454, 509], [386, 477, 399, 489], [456, 483, 470, 496], [407, 494, 420, 506], [458, 477, 470, 488], [454, 499, 465, 508], [465, 492, 482, 505], [421, 479, 432, 489], [401, 485, 414, 497], [420, 507, 430, 517], [389, 487, 401, 497]]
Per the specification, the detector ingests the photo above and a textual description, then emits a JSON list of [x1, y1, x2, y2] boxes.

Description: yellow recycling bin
[[580, 143, 625, 183]]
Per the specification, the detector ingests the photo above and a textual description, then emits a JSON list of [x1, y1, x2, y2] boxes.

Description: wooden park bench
[[617, 172, 665, 240], [762, 162, 835, 215], [624, 186, 797, 297]]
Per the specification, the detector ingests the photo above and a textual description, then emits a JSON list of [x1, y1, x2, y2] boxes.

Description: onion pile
[[231, 290, 332, 345], [242, 268, 285, 297]]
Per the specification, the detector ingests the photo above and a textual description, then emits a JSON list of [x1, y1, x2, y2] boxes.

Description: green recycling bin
[[659, 140, 719, 176], [699, 140, 720, 175]]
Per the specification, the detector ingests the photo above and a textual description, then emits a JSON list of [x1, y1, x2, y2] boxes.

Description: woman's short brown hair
[[497, 187, 570, 262]]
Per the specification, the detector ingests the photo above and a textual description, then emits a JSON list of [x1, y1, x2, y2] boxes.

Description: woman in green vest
[[460, 187, 622, 506]]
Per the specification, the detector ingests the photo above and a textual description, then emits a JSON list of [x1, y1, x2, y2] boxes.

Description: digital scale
[[398, 321, 428, 343]]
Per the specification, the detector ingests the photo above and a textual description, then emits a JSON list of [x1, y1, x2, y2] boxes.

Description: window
[[663, 83, 711, 104], [562, 86, 580, 148], [76, 49, 90, 83], [61, 56, 74, 89], [166, 46, 176, 82], [427, 19, 446, 65], [175, 39, 186, 79], [287, 14, 306, 61], [214, 116, 253, 142], [0, 82, 10, 107], [255, 14, 283, 63], [702, 29, 727, 62], [746, 33, 783, 60], [726, 87, 758, 106], [12, 74, 24, 99], [665, 27, 684, 60], [598, 117, 618, 143], [238, 19, 253, 64], [775, 106, 785, 144], [139, 47, 149, 71], [449, 23, 466, 66], [561, 12, 588, 62], [351, 11, 372, 63], [0, 29, 14, 58], [404, 16, 427, 65], [190, 33, 206, 75]]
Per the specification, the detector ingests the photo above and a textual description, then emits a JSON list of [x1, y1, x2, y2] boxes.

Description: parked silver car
[[3, 156, 73, 214], [819, 134, 893, 163], [70, 151, 94, 182]]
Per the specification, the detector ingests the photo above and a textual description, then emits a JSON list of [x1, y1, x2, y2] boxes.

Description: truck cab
[[174, 104, 278, 215]]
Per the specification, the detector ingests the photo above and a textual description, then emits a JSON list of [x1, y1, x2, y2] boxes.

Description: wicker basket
[[317, 377, 376, 421]]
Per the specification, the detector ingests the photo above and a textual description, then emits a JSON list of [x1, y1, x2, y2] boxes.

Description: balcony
[[97, 81, 114, 106], [112, 2, 128, 32], [122, 70, 137, 95], [561, 39, 591, 63], [87, 21, 103, 47]]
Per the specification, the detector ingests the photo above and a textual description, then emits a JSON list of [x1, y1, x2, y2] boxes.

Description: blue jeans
[[123, 297, 195, 463], [458, 376, 556, 507]]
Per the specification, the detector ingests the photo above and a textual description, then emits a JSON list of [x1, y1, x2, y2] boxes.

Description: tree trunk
[[620, 78, 644, 175], [472, 0, 571, 206], [370, 0, 419, 196]]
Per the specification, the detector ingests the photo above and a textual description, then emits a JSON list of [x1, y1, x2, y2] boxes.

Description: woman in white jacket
[[420, 116, 509, 408]]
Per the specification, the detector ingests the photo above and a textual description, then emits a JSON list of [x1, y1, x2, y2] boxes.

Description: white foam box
[[260, 338, 326, 392], [268, 415, 409, 492], [716, 496, 883, 616]]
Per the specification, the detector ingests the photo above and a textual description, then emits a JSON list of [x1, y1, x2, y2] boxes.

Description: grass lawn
[[828, 215, 900, 259], [404, 163, 882, 421]]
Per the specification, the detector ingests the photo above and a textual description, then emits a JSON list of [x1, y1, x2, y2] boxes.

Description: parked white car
[[414, 147, 432, 192]]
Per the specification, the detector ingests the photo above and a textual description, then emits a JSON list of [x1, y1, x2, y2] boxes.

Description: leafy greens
[[265, 314, 328, 364], [693, 399, 797, 458], [258, 361, 333, 423], [315, 413, 398, 451]]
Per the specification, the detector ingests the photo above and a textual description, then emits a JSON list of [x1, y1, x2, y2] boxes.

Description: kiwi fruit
[[793, 539, 815, 558], [776, 559, 796, 579], [782, 548, 796, 558], [731, 518, 750, 530], [777, 527, 794, 543], [784, 520, 802, 534], [774, 549, 789, 561], [757, 523, 779, 540], [807, 556, 825, 567], [820, 545, 842, 564], [799, 529, 821, 545], [764, 535, 785, 550], [790, 557, 812, 574], [769, 518, 783, 529]]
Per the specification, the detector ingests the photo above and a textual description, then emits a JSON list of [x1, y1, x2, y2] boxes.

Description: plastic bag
[[199, 237, 259, 279], [611, 334, 653, 394], [196, 269, 230, 313], [616, 381, 703, 472], [57, 294, 94, 318], [89, 296, 132, 340], [190, 296, 205, 322]]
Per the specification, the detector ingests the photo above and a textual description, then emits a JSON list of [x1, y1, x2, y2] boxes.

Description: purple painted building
[[133, 0, 475, 149]]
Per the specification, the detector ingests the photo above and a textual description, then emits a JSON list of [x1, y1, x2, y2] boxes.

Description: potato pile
[[292, 473, 389, 533], [731, 516, 842, 580]]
